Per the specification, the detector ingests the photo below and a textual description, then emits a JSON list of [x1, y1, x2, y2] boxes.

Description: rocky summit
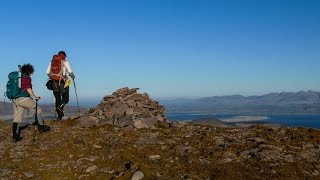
[[0, 88, 320, 179], [77, 87, 166, 129]]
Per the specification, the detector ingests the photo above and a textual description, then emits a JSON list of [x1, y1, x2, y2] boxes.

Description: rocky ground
[[1, 119, 320, 179], [0, 88, 320, 179]]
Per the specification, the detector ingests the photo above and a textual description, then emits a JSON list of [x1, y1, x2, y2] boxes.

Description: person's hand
[[70, 72, 75, 79], [34, 96, 41, 101]]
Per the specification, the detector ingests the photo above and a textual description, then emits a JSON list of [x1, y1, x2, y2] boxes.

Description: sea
[[165, 113, 320, 129]]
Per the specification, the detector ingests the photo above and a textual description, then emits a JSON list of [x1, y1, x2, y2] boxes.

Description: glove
[[69, 72, 75, 79]]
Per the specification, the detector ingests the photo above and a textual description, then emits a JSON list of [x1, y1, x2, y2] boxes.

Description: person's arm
[[27, 88, 40, 100], [46, 62, 51, 76], [64, 60, 73, 73], [64, 60, 75, 79]]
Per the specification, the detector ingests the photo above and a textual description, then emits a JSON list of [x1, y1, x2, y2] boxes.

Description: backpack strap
[[60, 59, 65, 80], [58, 59, 65, 86], [18, 65, 21, 88]]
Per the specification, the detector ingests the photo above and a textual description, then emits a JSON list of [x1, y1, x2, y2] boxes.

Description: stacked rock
[[80, 87, 166, 128]]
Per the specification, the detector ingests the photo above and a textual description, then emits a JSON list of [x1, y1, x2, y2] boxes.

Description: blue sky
[[0, 0, 319, 106]]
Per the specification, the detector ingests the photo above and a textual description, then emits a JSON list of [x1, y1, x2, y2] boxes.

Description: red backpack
[[49, 54, 65, 81]]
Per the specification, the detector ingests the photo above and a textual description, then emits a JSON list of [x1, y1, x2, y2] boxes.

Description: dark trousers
[[52, 80, 69, 118], [54, 91, 69, 108]]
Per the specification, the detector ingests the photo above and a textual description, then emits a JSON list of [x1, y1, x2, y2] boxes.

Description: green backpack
[[5, 71, 29, 100]]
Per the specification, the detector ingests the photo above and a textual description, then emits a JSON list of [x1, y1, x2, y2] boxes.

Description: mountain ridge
[[162, 90, 320, 115]]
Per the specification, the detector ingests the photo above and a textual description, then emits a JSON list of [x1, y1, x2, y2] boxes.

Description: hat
[[58, 51, 67, 57]]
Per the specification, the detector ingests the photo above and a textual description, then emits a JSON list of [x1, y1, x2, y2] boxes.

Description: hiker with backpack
[[46, 51, 75, 120], [9, 64, 50, 142]]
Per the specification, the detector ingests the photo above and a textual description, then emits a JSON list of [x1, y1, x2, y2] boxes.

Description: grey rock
[[77, 115, 99, 128], [149, 155, 161, 161], [126, 100, 137, 107], [115, 87, 130, 94], [131, 171, 144, 180], [112, 101, 129, 115], [24, 172, 34, 178], [126, 108, 134, 115], [118, 116, 134, 127], [133, 118, 158, 129], [86, 165, 98, 173]]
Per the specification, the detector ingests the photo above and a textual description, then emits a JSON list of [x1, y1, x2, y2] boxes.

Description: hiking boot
[[13, 135, 23, 143], [38, 125, 51, 133], [12, 123, 23, 143], [56, 107, 64, 119], [32, 120, 40, 126]]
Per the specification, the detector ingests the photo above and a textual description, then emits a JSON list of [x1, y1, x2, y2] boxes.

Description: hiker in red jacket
[[12, 64, 50, 142], [46, 51, 75, 120]]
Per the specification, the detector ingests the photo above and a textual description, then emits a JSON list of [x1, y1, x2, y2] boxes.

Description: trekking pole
[[72, 78, 81, 117], [33, 99, 39, 142], [3, 95, 6, 109], [53, 96, 58, 119]]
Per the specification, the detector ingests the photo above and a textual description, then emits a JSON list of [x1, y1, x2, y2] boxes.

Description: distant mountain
[[161, 91, 320, 115]]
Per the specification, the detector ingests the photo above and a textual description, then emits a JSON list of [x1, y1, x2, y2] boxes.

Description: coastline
[[220, 116, 269, 122]]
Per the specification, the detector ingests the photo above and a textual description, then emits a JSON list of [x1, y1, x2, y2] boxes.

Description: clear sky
[[0, 0, 319, 105]]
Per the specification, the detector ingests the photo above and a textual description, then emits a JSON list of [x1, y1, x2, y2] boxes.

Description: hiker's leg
[[53, 92, 62, 108], [12, 99, 24, 124], [61, 89, 70, 105], [28, 103, 50, 132], [16, 97, 50, 132], [53, 80, 63, 108], [35, 106, 44, 125], [52, 80, 63, 120], [54, 81, 68, 119], [12, 100, 24, 142], [54, 91, 64, 119], [60, 80, 69, 105], [55, 91, 69, 119], [15, 97, 44, 125], [12, 122, 22, 142]]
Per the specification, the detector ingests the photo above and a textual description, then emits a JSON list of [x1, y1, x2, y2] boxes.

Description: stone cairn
[[78, 87, 166, 128]]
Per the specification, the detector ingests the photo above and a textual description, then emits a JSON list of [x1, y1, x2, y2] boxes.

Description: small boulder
[[131, 171, 144, 180], [133, 117, 158, 129], [77, 115, 100, 128]]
